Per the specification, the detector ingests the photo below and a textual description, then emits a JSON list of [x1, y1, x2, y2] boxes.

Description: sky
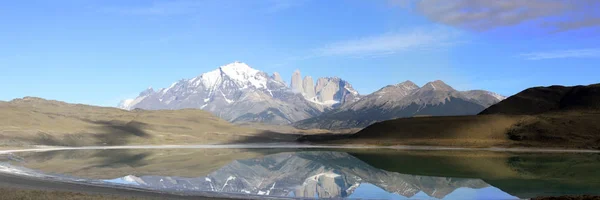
[[1, 0, 600, 106]]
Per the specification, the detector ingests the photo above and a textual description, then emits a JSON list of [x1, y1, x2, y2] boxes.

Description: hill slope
[[301, 83, 600, 149], [0, 97, 293, 147], [480, 83, 600, 115]]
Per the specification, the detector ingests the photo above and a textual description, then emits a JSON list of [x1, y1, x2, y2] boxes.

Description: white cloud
[[101, 1, 205, 15], [264, 0, 309, 13], [101, 0, 306, 16], [520, 48, 600, 60], [393, 0, 600, 32], [315, 27, 462, 57]]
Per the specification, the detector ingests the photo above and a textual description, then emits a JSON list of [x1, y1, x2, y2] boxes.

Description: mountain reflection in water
[[102, 151, 516, 199], [4, 149, 600, 199]]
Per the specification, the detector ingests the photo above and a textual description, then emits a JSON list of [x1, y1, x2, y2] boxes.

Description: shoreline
[[1, 143, 599, 154], [0, 172, 246, 200]]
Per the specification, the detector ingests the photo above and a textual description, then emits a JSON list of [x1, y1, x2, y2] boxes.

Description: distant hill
[[294, 80, 504, 130], [0, 97, 294, 146], [480, 83, 600, 115], [300, 83, 600, 149]]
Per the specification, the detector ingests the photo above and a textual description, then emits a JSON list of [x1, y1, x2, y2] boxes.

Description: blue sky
[[1, 0, 600, 106]]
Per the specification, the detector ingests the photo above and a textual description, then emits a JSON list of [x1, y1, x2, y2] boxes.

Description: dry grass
[[236, 122, 358, 135], [0, 97, 284, 147], [313, 111, 600, 149], [0, 188, 147, 200]]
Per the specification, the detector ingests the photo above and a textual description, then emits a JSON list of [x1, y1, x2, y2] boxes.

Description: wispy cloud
[[392, 0, 600, 32], [101, 1, 206, 16], [315, 27, 462, 57], [264, 0, 309, 13], [520, 48, 600, 60], [101, 0, 306, 16]]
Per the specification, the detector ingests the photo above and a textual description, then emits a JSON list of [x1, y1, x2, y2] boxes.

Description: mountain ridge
[[119, 62, 502, 128], [479, 83, 600, 115], [298, 83, 600, 150], [120, 62, 359, 125], [295, 80, 505, 129]]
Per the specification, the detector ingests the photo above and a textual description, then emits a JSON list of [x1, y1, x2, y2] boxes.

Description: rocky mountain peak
[[303, 76, 316, 98], [272, 72, 284, 85], [395, 81, 419, 90], [421, 80, 455, 91], [313, 77, 360, 106], [291, 70, 303, 93], [119, 62, 329, 124], [119, 61, 361, 124], [295, 80, 504, 130]]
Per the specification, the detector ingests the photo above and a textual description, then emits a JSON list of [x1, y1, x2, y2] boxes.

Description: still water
[[1, 148, 599, 199]]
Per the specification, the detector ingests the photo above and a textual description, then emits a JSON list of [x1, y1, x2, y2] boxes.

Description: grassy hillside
[[0, 97, 291, 147], [302, 110, 600, 149], [480, 83, 600, 115], [343, 111, 600, 149], [300, 83, 600, 149]]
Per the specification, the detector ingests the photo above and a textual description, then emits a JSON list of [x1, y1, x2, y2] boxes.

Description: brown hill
[[0, 97, 293, 147], [301, 83, 600, 149], [480, 83, 600, 115]]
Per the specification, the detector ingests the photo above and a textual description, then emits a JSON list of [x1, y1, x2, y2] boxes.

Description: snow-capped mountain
[[295, 80, 506, 129], [120, 62, 357, 124], [120, 62, 504, 127]]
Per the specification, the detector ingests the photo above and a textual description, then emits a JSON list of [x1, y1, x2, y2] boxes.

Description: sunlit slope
[[306, 83, 600, 149], [0, 97, 283, 146]]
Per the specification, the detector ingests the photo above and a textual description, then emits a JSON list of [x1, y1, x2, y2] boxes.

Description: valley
[[1, 62, 598, 150]]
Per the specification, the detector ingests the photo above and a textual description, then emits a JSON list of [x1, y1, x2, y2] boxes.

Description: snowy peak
[[219, 61, 260, 78], [119, 61, 326, 124], [199, 62, 268, 90], [140, 87, 155, 96], [421, 80, 455, 92]]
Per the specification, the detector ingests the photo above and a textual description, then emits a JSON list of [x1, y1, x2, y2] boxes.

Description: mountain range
[[300, 83, 600, 149], [120, 62, 504, 129], [295, 80, 505, 129], [120, 62, 358, 125]]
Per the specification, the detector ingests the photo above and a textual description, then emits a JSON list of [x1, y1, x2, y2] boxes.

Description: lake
[[1, 147, 599, 199]]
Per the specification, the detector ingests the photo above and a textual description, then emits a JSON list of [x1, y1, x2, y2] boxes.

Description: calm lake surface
[[1, 148, 599, 199]]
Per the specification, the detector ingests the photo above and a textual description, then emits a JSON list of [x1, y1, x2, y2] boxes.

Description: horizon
[[2, 0, 600, 106]]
